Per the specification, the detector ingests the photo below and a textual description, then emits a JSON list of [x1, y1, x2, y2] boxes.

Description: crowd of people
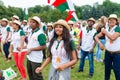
[[0, 14, 120, 80]]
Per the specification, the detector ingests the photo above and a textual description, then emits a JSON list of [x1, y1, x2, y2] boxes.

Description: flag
[[52, 0, 69, 12], [65, 11, 76, 22], [48, 0, 50, 4], [67, 0, 78, 21], [23, 8, 28, 20], [51, 0, 78, 21]]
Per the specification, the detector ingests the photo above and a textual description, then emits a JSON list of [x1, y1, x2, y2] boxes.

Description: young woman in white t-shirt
[[36, 19, 77, 80], [9, 20, 27, 80]]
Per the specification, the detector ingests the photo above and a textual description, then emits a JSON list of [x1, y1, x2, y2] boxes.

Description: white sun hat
[[108, 14, 118, 21], [12, 20, 21, 26], [30, 16, 41, 24], [1, 18, 9, 23], [12, 15, 19, 20]]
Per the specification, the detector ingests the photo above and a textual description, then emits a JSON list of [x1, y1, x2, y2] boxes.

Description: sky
[[2, 0, 120, 8]]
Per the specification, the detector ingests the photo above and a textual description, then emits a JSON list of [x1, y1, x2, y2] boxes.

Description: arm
[[29, 45, 46, 51], [35, 54, 52, 73], [95, 32, 105, 50], [57, 40, 77, 71], [77, 31, 82, 49], [27, 33, 46, 54], [17, 30, 26, 51], [8, 44, 13, 58], [101, 28, 120, 41], [5, 32, 9, 43], [104, 32, 120, 41], [20, 36, 26, 49], [5, 27, 10, 43], [57, 50, 77, 71]]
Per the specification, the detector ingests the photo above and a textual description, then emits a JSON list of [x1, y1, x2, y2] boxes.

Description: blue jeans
[[3, 42, 10, 59], [78, 49, 94, 74], [96, 39, 105, 61], [105, 50, 120, 80]]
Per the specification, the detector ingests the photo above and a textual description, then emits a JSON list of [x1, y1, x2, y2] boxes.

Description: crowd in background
[[0, 14, 120, 80]]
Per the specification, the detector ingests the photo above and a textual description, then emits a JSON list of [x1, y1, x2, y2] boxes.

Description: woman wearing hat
[[95, 14, 120, 80], [36, 19, 77, 80], [95, 16, 107, 62], [9, 20, 27, 80], [46, 23, 54, 45], [1, 18, 11, 61]]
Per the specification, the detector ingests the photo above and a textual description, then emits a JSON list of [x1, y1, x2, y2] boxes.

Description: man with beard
[[78, 18, 96, 78]]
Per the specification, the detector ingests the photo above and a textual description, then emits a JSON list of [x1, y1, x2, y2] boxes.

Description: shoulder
[[19, 30, 25, 36], [115, 26, 120, 33]]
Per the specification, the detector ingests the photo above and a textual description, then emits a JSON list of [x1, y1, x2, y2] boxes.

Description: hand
[[89, 49, 93, 53], [17, 47, 21, 51], [27, 49, 32, 54], [99, 44, 105, 50], [18, 52, 21, 56], [5, 39, 8, 43], [2, 41, 5, 44], [57, 65, 66, 71], [8, 52, 13, 58], [35, 67, 43, 73], [101, 28, 106, 34], [71, 65, 75, 69], [77, 45, 80, 50]]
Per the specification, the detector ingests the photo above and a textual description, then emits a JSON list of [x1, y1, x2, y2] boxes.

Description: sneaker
[[78, 70, 83, 72], [88, 73, 93, 78], [100, 59, 103, 62]]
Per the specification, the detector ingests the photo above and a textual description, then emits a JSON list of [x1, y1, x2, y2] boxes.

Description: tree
[[0, 0, 4, 6]]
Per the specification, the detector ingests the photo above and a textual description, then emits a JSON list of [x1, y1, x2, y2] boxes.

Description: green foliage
[[0, 0, 4, 6], [0, 0, 120, 21], [0, 52, 116, 80]]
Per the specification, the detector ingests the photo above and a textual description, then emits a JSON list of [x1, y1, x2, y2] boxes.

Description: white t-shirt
[[11, 29, 27, 52], [81, 27, 96, 51], [27, 28, 46, 63], [105, 25, 120, 52], [51, 40, 70, 68]]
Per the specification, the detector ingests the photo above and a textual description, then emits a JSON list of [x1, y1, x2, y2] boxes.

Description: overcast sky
[[2, 0, 120, 8]]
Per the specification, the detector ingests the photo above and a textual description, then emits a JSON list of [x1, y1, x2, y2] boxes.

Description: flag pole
[[48, 0, 52, 22]]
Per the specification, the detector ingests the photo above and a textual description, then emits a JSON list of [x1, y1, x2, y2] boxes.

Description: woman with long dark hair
[[36, 19, 77, 80]]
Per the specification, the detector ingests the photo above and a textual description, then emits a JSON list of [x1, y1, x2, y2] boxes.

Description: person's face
[[11, 17, 17, 21], [12, 23, 18, 30], [55, 24, 63, 36], [29, 19, 39, 30], [1, 21, 8, 27], [87, 20, 94, 27], [23, 22, 27, 26], [108, 18, 117, 27], [47, 26, 53, 30], [68, 24, 73, 28]]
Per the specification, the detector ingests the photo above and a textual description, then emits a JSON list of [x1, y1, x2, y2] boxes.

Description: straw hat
[[23, 20, 27, 23], [12, 15, 19, 20], [47, 23, 53, 27], [53, 19, 70, 30], [68, 20, 74, 25], [1, 18, 9, 23], [87, 17, 95, 23], [29, 16, 41, 24], [108, 14, 118, 21], [12, 20, 21, 26]]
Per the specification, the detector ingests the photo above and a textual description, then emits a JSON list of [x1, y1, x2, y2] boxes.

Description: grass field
[[0, 52, 116, 80]]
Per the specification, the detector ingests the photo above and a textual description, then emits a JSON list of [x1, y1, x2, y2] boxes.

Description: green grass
[[0, 52, 116, 80]]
